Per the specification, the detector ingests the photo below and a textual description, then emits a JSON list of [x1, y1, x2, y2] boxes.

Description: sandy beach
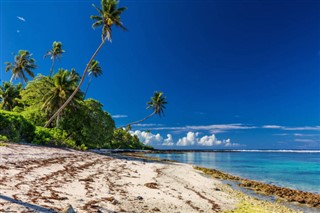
[[0, 143, 303, 213]]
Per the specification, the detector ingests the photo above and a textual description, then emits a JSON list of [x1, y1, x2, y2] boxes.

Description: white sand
[[0, 143, 236, 213]]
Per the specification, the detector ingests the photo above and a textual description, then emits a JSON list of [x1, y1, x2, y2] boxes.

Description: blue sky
[[1, 0, 319, 149]]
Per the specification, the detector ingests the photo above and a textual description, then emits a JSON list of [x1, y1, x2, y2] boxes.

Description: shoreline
[[121, 151, 320, 211], [0, 143, 318, 213]]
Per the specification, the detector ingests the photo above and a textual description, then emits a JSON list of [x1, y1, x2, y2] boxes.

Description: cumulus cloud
[[131, 130, 163, 146], [163, 134, 174, 146], [176, 132, 199, 146], [131, 130, 239, 147], [198, 134, 221, 146], [176, 132, 236, 147]]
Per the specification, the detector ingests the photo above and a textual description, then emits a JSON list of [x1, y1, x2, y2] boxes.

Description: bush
[[110, 129, 153, 150], [0, 134, 8, 141], [32, 126, 86, 150], [0, 110, 35, 142]]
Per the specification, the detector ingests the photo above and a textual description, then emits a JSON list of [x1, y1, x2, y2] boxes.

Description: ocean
[[146, 150, 320, 194]]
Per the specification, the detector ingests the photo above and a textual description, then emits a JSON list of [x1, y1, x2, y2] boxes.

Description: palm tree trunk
[[44, 38, 107, 128], [118, 111, 155, 129], [84, 76, 93, 99], [10, 75, 14, 83], [49, 58, 55, 77]]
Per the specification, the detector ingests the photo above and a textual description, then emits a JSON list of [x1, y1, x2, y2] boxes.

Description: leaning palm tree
[[44, 41, 65, 77], [5, 50, 37, 83], [84, 60, 103, 98], [45, 0, 126, 127], [0, 82, 22, 111], [42, 69, 83, 127], [119, 91, 167, 129]]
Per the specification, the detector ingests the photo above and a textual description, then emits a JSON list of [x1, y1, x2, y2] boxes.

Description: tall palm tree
[[84, 60, 103, 98], [0, 82, 22, 111], [45, 0, 127, 127], [5, 50, 37, 84], [44, 41, 65, 77], [119, 91, 167, 129], [42, 69, 83, 127]]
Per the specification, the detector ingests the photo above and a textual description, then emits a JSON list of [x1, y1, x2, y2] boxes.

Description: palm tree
[[44, 41, 65, 77], [5, 50, 37, 83], [119, 91, 167, 129], [0, 82, 22, 111], [42, 69, 83, 127], [84, 60, 103, 98], [45, 0, 127, 127]]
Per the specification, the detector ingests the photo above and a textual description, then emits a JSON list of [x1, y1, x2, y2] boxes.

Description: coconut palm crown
[[119, 92, 167, 129], [91, 0, 127, 42], [147, 91, 167, 117], [84, 60, 103, 97], [0, 82, 22, 111], [44, 41, 65, 77], [5, 50, 37, 83]]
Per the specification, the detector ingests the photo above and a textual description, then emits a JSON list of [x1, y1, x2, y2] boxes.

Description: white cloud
[[176, 132, 238, 147], [133, 123, 162, 127], [198, 134, 221, 146], [163, 134, 174, 146], [146, 123, 256, 133], [131, 130, 163, 146], [130, 130, 238, 147], [263, 125, 320, 131], [176, 132, 199, 146], [294, 139, 316, 143], [283, 126, 320, 131], [17, 16, 26, 22], [112, 114, 128, 118], [263, 125, 283, 129]]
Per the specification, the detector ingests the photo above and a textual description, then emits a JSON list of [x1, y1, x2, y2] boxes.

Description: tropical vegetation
[[0, 0, 166, 151]]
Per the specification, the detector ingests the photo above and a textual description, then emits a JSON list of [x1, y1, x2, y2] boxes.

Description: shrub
[[110, 129, 153, 149], [32, 126, 86, 150], [0, 110, 35, 142]]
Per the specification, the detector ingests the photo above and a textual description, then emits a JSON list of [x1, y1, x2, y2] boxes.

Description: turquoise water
[[147, 151, 320, 194]]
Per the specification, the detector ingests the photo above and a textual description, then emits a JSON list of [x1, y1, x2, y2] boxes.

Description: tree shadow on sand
[[0, 194, 56, 213]]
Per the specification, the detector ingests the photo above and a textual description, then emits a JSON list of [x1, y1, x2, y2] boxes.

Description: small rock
[[136, 196, 143, 200], [60, 204, 76, 213], [111, 199, 120, 205]]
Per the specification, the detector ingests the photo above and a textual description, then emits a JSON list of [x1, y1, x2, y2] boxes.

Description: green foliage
[[0, 1, 155, 151], [20, 72, 83, 127], [32, 126, 86, 150], [0, 82, 23, 111], [44, 41, 65, 77], [147, 91, 167, 117], [0, 110, 35, 142], [60, 98, 115, 148], [91, 0, 127, 41], [5, 50, 37, 83], [0, 135, 9, 142], [110, 128, 153, 149]]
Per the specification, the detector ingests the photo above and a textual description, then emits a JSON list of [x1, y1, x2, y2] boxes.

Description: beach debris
[[136, 196, 144, 200], [152, 207, 161, 211], [144, 182, 158, 189], [111, 198, 120, 205], [60, 204, 76, 213]]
